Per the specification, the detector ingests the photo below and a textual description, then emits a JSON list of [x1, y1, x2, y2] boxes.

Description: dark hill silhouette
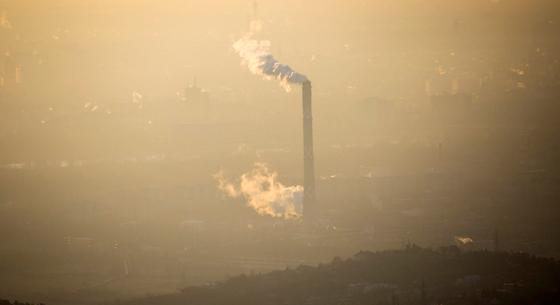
[[123, 246, 560, 305], [0, 300, 45, 305]]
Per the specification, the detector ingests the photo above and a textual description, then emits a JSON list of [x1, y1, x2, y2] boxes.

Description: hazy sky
[[2, 0, 558, 104], [1, 2, 560, 304]]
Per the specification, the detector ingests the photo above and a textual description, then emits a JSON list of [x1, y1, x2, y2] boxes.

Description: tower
[[302, 80, 316, 220]]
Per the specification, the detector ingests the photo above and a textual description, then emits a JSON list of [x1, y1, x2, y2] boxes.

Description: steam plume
[[232, 33, 308, 91], [454, 236, 474, 245], [214, 163, 303, 219]]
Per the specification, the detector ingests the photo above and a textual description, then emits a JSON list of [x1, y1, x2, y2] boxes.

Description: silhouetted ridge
[[0, 299, 45, 305], [123, 247, 560, 305]]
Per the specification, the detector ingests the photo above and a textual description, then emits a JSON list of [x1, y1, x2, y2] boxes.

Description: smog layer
[[0, 1, 559, 305]]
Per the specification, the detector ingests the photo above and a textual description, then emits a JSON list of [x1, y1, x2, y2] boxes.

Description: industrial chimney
[[302, 80, 316, 220]]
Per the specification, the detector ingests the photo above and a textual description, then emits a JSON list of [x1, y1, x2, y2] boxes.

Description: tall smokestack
[[302, 80, 316, 220]]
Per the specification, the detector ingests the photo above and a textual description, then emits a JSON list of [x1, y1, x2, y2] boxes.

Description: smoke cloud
[[454, 236, 474, 245], [214, 163, 303, 219], [232, 33, 308, 92]]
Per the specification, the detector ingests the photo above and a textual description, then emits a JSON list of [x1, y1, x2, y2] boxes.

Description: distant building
[[425, 73, 476, 122], [425, 74, 481, 97], [64, 236, 95, 252], [184, 78, 209, 103], [0, 52, 22, 90], [430, 92, 472, 113]]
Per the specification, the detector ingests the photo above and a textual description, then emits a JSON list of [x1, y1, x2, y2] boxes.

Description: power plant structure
[[231, 28, 314, 220], [302, 80, 316, 220]]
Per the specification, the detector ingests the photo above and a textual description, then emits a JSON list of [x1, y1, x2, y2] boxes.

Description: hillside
[[123, 246, 560, 305]]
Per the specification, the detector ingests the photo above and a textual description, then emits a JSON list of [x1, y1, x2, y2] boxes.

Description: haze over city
[[1, 1, 559, 305]]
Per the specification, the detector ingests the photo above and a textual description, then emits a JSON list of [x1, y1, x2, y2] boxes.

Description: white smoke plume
[[214, 163, 303, 219], [454, 236, 474, 246], [232, 33, 308, 92]]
